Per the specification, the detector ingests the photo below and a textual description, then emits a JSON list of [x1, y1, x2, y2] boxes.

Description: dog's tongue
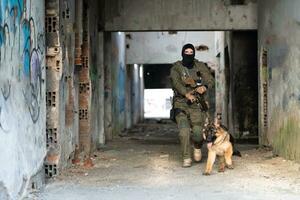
[[207, 143, 212, 148]]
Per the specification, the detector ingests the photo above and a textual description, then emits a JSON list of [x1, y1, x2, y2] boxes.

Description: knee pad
[[179, 128, 190, 139], [192, 126, 204, 143]]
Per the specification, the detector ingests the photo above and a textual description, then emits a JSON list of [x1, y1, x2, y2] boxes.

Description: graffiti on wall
[[0, 106, 9, 133], [0, 0, 44, 124], [118, 63, 125, 113], [1, 80, 11, 101]]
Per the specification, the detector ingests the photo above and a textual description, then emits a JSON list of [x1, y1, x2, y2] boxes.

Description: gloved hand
[[195, 86, 207, 94], [185, 92, 196, 103]]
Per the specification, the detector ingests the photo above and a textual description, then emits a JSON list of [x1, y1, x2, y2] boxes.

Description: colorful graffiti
[[0, 0, 44, 124], [0, 0, 24, 59]]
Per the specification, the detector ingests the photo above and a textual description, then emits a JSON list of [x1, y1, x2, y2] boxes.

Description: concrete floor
[[32, 121, 300, 200]]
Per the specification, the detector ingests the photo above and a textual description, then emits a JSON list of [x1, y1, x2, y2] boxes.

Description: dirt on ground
[[31, 120, 300, 200]]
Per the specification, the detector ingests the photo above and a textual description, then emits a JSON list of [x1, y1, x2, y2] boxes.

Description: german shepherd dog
[[202, 119, 241, 175]]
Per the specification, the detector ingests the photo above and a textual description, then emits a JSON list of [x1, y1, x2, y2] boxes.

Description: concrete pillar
[[125, 65, 133, 129], [75, 0, 83, 71], [111, 32, 126, 135], [104, 32, 113, 141], [71, 0, 83, 164], [45, 0, 63, 177], [98, 32, 105, 145], [214, 32, 228, 125], [59, 0, 77, 169], [131, 64, 140, 125], [78, 0, 92, 165], [139, 65, 144, 122]]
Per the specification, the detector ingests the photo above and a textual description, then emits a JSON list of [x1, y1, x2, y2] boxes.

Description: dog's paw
[[202, 172, 211, 176], [218, 168, 225, 173], [227, 165, 234, 169]]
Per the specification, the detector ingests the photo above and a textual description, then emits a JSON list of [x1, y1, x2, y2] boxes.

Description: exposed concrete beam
[[125, 32, 216, 65], [105, 0, 257, 31]]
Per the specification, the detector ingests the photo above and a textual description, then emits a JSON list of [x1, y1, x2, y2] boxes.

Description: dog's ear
[[204, 117, 209, 127], [214, 118, 219, 127]]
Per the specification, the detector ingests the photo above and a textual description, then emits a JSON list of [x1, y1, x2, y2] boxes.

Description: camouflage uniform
[[170, 59, 215, 160]]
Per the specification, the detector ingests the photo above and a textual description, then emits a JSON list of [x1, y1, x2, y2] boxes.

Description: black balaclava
[[181, 43, 195, 69]]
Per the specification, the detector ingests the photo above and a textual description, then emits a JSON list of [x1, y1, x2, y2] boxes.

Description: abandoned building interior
[[0, 0, 300, 199]]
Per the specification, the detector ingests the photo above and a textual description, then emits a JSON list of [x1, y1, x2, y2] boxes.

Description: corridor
[[34, 121, 300, 200], [1, 0, 300, 199]]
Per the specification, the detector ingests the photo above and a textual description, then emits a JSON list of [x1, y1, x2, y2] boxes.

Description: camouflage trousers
[[175, 108, 207, 160]]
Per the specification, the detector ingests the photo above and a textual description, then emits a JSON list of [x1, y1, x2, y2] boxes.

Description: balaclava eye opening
[[181, 43, 195, 69]]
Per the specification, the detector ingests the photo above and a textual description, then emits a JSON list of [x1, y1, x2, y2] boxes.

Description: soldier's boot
[[182, 158, 192, 168], [194, 148, 202, 162]]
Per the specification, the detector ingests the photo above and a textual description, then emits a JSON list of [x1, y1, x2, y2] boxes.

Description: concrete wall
[[0, 0, 46, 199], [258, 0, 300, 161], [215, 30, 259, 140], [105, 0, 257, 31], [126, 32, 216, 65]]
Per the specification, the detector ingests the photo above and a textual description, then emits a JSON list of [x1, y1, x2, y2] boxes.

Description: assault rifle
[[187, 78, 209, 112]]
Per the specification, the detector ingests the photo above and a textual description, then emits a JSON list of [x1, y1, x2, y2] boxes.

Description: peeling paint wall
[[0, 0, 46, 199], [258, 0, 300, 161], [105, 0, 257, 31]]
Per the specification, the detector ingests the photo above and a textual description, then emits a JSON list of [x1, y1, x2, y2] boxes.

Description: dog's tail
[[229, 133, 242, 157], [233, 149, 242, 157]]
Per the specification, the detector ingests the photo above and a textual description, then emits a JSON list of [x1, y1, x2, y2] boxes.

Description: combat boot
[[182, 158, 192, 167], [194, 148, 202, 162]]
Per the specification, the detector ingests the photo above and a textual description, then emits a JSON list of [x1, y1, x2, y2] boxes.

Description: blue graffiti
[[0, 0, 43, 123], [22, 19, 30, 76], [0, 0, 25, 48], [0, 0, 24, 24], [0, 27, 4, 47], [118, 63, 126, 112]]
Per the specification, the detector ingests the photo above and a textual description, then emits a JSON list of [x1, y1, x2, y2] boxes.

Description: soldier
[[170, 43, 215, 167]]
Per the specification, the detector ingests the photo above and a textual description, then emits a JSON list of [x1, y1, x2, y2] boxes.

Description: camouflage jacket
[[170, 59, 215, 108]]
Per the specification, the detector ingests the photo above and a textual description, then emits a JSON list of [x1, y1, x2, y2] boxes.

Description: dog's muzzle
[[203, 124, 217, 143]]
